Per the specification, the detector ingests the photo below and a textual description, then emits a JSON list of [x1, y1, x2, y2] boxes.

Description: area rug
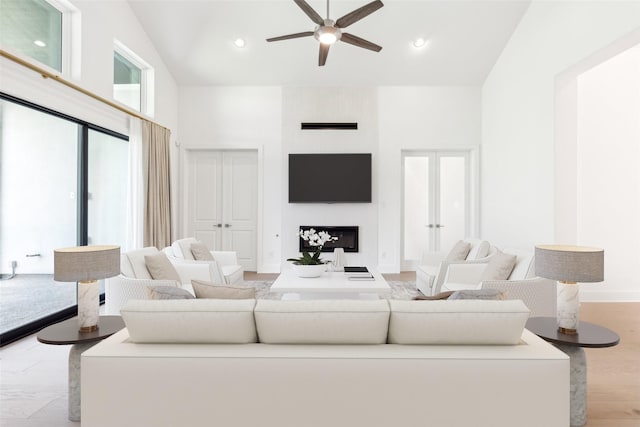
[[245, 280, 419, 300]]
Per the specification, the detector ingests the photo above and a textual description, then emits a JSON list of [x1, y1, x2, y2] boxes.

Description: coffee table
[[270, 267, 391, 299]]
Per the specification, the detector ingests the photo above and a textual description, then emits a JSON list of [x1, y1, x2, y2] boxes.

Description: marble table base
[[555, 343, 587, 427], [69, 342, 99, 421]]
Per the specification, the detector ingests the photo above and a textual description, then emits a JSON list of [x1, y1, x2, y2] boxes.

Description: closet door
[[187, 150, 257, 270]]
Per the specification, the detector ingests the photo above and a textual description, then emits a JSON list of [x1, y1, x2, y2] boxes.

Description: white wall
[[482, 0, 640, 300], [377, 87, 481, 272], [281, 87, 379, 270], [0, 0, 179, 272], [177, 86, 480, 273], [575, 45, 640, 300], [177, 86, 283, 273]]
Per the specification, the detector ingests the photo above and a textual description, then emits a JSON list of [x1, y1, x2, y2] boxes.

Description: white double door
[[403, 151, 472, 269], [187, 150, 257, 271]]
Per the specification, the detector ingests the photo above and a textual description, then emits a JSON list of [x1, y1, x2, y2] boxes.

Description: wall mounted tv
[[289, 153, 372, 203]]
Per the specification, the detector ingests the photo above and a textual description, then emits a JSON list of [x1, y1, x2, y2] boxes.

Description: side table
[[37, 315, 125, 421], [526, 317, 619, 427]]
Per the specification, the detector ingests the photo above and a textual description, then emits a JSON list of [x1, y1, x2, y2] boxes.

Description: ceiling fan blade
[[294, 0, 324, 25], [340, 33, 382, 52], [319, 43, 330, 66], [266, 31, 314, 42], [335, 0, 384, 29]]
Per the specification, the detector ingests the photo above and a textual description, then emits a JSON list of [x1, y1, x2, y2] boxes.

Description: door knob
[[435, 224, 445, 228], [215, 224, 222, 228], [224, 224, 231, 228], [425, 224, 434, 228]]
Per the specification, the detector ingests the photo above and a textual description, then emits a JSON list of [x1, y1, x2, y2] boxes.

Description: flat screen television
[[288, 153, 372, 203]]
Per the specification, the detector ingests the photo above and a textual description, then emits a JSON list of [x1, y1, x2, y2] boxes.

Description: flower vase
[[292, 263, 327, 278]]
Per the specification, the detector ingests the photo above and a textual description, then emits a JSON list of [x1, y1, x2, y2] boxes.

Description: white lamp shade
[[535, 245, 604, 283], [54, 245, 120, 282]]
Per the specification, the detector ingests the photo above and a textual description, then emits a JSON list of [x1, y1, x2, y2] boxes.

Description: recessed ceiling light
[[33, 40, 46, 47], [234, 38, 246, 48], [413, 37, 427, 48]]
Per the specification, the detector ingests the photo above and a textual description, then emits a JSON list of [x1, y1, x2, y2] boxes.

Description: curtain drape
[[125, 117, 144, 251], [142, 120, 172, 249]]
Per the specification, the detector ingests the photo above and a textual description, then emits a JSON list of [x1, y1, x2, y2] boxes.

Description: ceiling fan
[[266, 0, 384, 66]]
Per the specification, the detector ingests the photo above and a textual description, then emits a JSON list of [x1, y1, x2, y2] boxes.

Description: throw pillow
[[445, 240, 472, 261], [412, 291, 455, 300], [480, 251, 517, 281], [144, 253, 181, 282], [448, 289, 506, 300], [147, 286, 195, 300], [191, 280, 256, 299], [190, 242, 214, 261]]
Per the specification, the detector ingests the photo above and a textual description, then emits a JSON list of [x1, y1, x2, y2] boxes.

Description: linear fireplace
[[299, 226, 359, 253]]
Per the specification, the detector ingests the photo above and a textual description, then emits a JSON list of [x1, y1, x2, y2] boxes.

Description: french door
[[402, 151, 471, 269], [186, 150, 257, 271]]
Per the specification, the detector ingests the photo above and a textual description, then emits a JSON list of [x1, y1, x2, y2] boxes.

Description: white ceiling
[[127, 0, 531, 86]]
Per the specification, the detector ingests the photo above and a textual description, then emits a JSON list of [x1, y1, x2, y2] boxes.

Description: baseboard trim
[[258, 264, 281, 274], [580, 290, 640, 302]]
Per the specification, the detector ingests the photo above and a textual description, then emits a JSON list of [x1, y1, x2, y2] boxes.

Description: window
[[0, 94, 128, 345], [0, 0, 78, 75], [113, 41, 154, 116]]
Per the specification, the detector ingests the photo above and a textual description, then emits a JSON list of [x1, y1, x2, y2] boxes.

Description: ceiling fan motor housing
[[314, 19, 342, 44]]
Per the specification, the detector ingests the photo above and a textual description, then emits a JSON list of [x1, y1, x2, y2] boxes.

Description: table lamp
[[535, 245, 604, 334], [54, 245, 120, 332]]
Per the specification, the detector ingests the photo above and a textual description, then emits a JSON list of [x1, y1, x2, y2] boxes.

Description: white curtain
[[125, 117, 144, 251]]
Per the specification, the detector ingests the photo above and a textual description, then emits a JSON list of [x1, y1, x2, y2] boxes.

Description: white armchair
[[440, 248, 557, 317], [163, 238, 244, 286], [105, 247, 218, 315], [416, 239, 496, 296]]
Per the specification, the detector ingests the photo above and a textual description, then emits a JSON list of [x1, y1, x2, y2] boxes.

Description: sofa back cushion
[[122, 247, 160, 279], [172, 238, 198, 261], [388, 300, 530, 345], [467, 239, 491, 260], [121, 299, 257, 344], [254, 300, 390, 344]]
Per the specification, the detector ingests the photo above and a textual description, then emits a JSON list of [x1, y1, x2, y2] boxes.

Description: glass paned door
[[403, 151, 470, 269], [0, 99, 78, 335]]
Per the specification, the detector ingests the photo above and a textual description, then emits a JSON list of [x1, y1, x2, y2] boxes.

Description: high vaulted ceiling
[[127, 0, 531, 86]]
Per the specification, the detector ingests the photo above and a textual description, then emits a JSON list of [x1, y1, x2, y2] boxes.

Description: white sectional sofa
[[82, 299, 569, 427]]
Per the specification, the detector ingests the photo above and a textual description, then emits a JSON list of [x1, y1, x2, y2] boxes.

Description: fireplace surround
[[299, 226, 359, 253]]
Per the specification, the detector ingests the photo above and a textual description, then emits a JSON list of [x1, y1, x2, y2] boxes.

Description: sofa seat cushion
[[254, 300, 390, 344], [388, 300, 530, 345], [121, 299, 257, 344]]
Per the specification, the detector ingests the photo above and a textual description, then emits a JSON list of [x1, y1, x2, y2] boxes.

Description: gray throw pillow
[[449, 289, 506, 300], [480, 251, 517, 281], [191, 280, 256, 299], [147, 286, 195, 300], [445, 240, 472, 261], [144, 253, 181, 282], [190, 242, 214, 261]]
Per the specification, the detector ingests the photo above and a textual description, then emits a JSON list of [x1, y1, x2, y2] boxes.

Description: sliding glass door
[[0, 96, 128, 343]]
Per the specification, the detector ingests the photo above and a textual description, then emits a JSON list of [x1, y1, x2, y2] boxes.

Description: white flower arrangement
[[287, 228, 339, 265]]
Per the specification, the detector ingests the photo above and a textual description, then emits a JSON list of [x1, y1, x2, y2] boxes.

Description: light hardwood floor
[[1, 273, 638, 427]]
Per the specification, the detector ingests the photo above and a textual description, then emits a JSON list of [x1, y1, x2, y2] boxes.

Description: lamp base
[[78, 280, 100, 333], [558, 326, 578, 335], [557, 281, 580, 334]]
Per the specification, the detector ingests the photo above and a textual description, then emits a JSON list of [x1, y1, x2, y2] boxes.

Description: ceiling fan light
[[315, 25, 341, 45], [319, 32, 337, 44]]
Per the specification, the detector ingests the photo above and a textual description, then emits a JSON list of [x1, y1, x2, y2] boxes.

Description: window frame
[[113, 40, 155, 117], [0, 0, 80, 78]]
